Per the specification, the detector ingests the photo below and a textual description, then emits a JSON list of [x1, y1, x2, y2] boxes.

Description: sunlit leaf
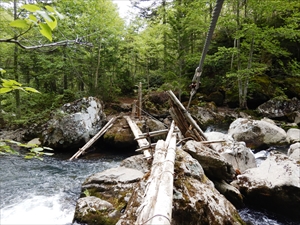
[[36, 10, 52, 23], [43, 147, 54, 151], [45, 5, 55, 13], [43, 152, 54, 156], [10, 19, 28, 28], [31, 147, 44, 152], [0, 68, 6, 75], [21, 4, 40, 12], [0, 87, 13, 94], [39, 23, 52, 41], [45, 15, 57, 31], [24, 87, 41, 93], [1, 79, 22, 87], [28, 14, 38, 24]]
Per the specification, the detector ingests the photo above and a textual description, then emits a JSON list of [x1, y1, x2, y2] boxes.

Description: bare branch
[[0, 38, 93, 49]]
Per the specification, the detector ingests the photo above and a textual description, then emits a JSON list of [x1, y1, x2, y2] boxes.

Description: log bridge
[[70, 90, 211, 224]]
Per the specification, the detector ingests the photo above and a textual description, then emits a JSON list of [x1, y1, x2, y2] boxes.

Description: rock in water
[[232, 152, 300, 220], [41, 97, 106, 150], [228, 118, 288, 149]]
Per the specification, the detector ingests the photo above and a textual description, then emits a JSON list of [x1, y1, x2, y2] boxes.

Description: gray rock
[[119, 155, 151, 174], [205, 131, 257, 172], [228, 118, 288, 149], [288, 142, 300, 161], [73, 196, 119, 224], [74, 167, 144, 225], [182, 140, 236, 181], [232, 152, 300, 219], [287, 128, 300, 143], [84, 167, 144, 185], [41, 97, 105, 149], [257, 97, 300, 119]]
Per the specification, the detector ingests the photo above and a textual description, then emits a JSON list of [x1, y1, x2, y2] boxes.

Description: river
[[0, 150, 298, 225]]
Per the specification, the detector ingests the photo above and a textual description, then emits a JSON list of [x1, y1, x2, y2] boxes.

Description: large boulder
[[190, 105, 239, 130], [103, 116, 167, 149], [228, 118, 288, 149], [117, 149, 245, 225], [205, 132, 257, 173], [182, 140, 236, 181], [257, 97, 300, 119], [73, 166, 144, 225], [41, 97, 106, 150], [231, 152, 300, 220], [103, 116, 136, 149]]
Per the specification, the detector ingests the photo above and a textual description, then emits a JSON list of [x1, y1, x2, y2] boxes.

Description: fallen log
[[136, 140, 167, 224], [149, 133, 176, 225], [69, 117, 116, 161], [136, 122, 176, 225], [167, 90, 207, 142], [124, 116, 151, 158], [134, 129, 168, 141]]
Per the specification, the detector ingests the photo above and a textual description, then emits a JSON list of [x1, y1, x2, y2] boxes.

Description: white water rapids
[[0, 152, 126, 225]]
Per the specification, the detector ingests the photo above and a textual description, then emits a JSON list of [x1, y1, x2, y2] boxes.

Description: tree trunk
[[13, 0, 20, 119], [95, 42, 101, 89]]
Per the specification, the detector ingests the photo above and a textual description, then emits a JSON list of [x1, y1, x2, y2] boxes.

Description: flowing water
[[0, 150, 299, 225], [0, 151, 128, 225]]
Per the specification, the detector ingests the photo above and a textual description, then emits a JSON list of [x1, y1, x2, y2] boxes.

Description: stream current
[[0, 150, 299, 225]]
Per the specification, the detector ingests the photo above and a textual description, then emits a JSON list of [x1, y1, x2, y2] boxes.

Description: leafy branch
[[0, 4, 93, 49], [0, 139, 54, 161]]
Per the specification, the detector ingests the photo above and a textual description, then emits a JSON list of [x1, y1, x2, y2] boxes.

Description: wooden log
[[124, 116, 151, 158], [69, 117, 116, 161], [132, 100, 137, 117], [167, 90, 207, 142], [149, 133, 176, 225], [136, 140, 167, 224], [135, 143, 157, 152], [134, 129, 168, 140]]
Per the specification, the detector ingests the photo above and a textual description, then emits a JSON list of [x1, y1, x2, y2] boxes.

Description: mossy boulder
[[73, 167, 144, 225]]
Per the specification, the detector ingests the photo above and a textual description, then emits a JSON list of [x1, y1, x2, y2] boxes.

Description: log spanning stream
[[0, 149, 298, 225]]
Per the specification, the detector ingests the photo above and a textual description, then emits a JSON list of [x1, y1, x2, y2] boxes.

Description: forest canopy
[[0, 0, 299, 126]]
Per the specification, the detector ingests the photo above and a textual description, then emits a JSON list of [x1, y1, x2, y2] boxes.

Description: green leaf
[[21, 4, 40, 12], [45, 5, 55, 13], [0, 68, 6, 75], [0, 87, 13, 94], [28, 14, 38, 24], [31, 147, 44, 152], [43, 147, 54, 151], [39, 23, 52, 41], [24, 87, 41, 93], [10, 19, 28, 29], [1, 79, 22, 87], [36, 10, 52, 23], [45, 15, 57, 31], [43, 152, 54, 156]]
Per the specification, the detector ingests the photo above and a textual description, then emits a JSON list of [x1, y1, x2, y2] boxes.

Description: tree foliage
[[0, 0, 299, 127]]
